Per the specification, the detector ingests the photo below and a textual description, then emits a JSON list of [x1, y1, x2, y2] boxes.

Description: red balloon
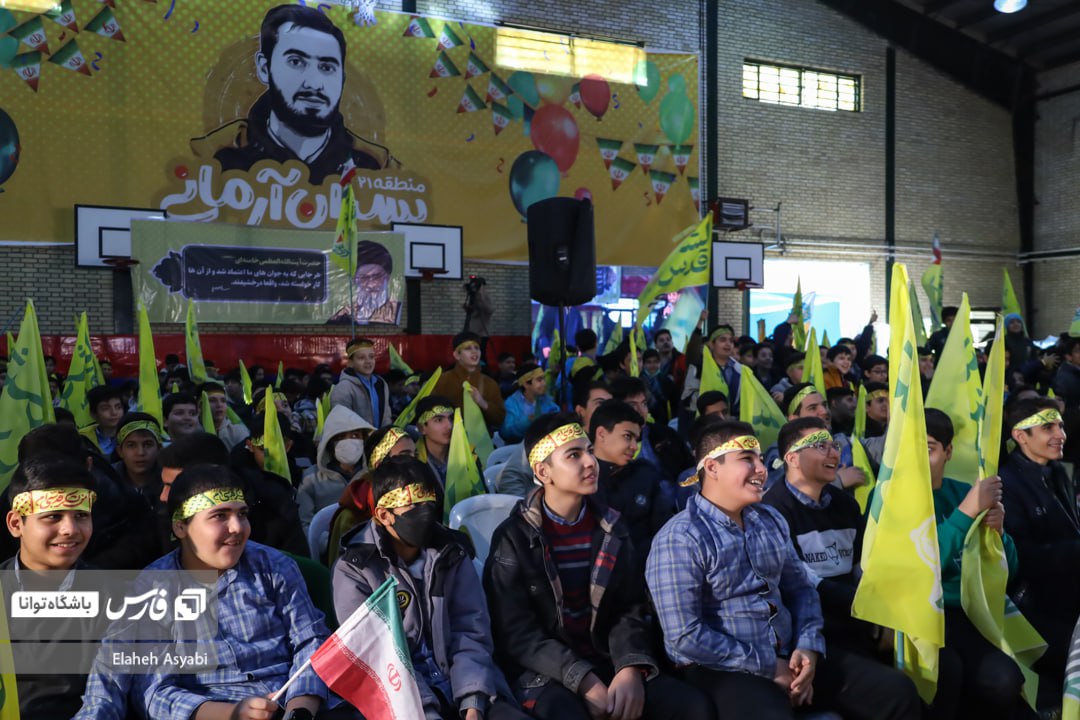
[[574, 187, 592, 202], [579, 74, 610, 120], [529, 104, 579, 175]]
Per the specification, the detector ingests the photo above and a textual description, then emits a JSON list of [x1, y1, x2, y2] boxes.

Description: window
[[742, 61, 860, 112], [496, 27, 645, 84]]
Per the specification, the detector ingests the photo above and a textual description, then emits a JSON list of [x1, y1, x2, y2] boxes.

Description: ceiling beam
[[1031, 44, 1080, 71], [921, 0, 964, 17], [985, 4, 1080, 45], [1015, 25, 1080, 62], [953, 6, 1000, 30], [815, 0, 1027, 109]]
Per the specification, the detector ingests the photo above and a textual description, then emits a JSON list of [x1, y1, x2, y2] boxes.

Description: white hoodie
[[296, 405, 374, 531]]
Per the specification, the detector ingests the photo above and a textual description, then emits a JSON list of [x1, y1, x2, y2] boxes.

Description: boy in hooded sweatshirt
[[298, 405, 374, 532], [329, 337, 392, 429]]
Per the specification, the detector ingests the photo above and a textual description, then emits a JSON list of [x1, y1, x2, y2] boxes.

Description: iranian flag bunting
[[310, 577, 425, 720]]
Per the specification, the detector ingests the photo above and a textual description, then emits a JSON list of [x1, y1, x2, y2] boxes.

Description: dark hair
[[783, 383, 820, 416], [642, 348, 660, 362], [524, 411, 582, 463], [159, 431, 229, 470], [863, 381, 888, 396], [588, 400, 643, 439], [167, 465, 247, 525], [260, 3, 346, 64], [515, 362, 542, 381], [924, 408, 954, 447], [942, 306, 959, 320], [692, 419, 755, 463], [609, 376, 647, 401], [224, 369, 242, 384], [861, 354, 888, 373], [199, 381, 225, 395], [826, 386, 855, 403], [10, 457, 96, 503], [784, 350, 806, 369], [755, 344, 774, 357], [574, 329, 598, 352], [414, 395, 455, 422], [280, 378, 304, 397], [777, 417, 829, 457], [384, 369, 406, 384], [53, 407, 77, 426], [572, 379, 609, 410], [163, 392, 198, 419], [87, 385, 124, 414], [708, 324, 735, 339], [826, 345, 852, 361], [313, 363, 332, 376], [654, 328, 672, 340], [117, 412, 162, 440], [497, 352, 514, 363], [18, 424, 86, 463], [1006, 396, 1061, 433], [452, 331, 481, 351], [1062, 337, 1080, 356], [305, 377, 331, 399], [696, 390, 728, 416], [371, 456, 439, 507], [164, 354, 180, 366]]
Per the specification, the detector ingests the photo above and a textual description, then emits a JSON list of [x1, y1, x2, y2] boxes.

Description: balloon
[[536, 74, 572, 106], [507, 97, 535, 136], [634, 60, 661, 104], [529, 104, 580, 175], [579, 74, 610, 120], [507, 71, 540, 108], [573, 187, 592, 202], [0, 108, 20, 191], [509, 151, 560, 218], [0, 10, 16, 69], [659, 75, 695, 145]]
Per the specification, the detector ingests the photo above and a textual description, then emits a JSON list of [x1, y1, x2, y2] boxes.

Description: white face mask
[[334, 438, 365, 466]]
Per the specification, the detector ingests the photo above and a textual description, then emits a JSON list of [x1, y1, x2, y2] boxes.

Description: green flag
[[0, 300, 54, 489], [263, 407, 291, 482], [791, 278, 807, 351], [395, 368, 443, 428], [238, 359, 253, 405], [738, 365, 784, 450], [59, 312, 97, 428], [633, 215, 712, 330], [200, 392, 216, 434], [821, 330, 830, 348], [462, 381, 495, 468], [1002, 268, 1025, 335], [926, 294, 982, 484], [389, 344, 413, 375], [137, 305, 163, 427], [803, 327, 826, 397], [443, 409, 485, 523], [185, 299, 208, 384]]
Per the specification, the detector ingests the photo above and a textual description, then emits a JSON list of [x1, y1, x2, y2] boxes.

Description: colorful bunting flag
[[0, 300, 55, 489], [464, 51, 489, 78], [649, 169, 675, 205], [49, 40, 91, 76], [456, 84, 486, 113], [403, 15, 435, 38], [485, 73, 511, 103], [84, 6, 124, 41], [491, 102, 511, 135], [670, 144, 692, 175], [44, 0, 79, 32], [9, 17, 49, 54], [596, 138, 622, 170], [634, 143, 659, 174], [609, 157, 635, 190], [437, 24, 464, 51], [429, 51, 461, 78]]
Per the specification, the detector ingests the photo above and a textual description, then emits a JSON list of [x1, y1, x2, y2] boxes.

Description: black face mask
[[391, 502, 438, 548]]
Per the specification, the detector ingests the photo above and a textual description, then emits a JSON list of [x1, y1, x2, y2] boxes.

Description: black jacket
[[229, 445, 309, 556], [1000, 448, 1080, 620], [596, 458, 673, 566], [482, 488, 658, 694]]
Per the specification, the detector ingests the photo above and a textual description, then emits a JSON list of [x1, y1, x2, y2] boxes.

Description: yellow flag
[[0, 578, 21, 718], [602, 322, 623, 355], [263, 405, 291, 482], [388, 343, 413, 375], [853, 263, 943, 702], [921, 240, 944, 328], [634, 215, 712, 328], [275, 360, 284, 389], [700, 342, 729, 400], [980, 316, 1006, 479], [909, 282, 928, 348], [462, 381, 495, 468], [628, 323, 639, 377], [926, 294, 983, 484], [0, 300, 54, 490], [395, 368, 443, 428], [738, 365, 784, 450], [443, 408, 484, 523], [200, 392, 216, 434], [854, 383, 868, 439], [851, 436, 878, 514], [791, 278, 807, 351], [803, 327, 826, 397], [238, 359, 253, 405], [545, 329, 562, 398], [59, 312, 97, 428], [332, 182, 358, 274], [185, 299, 208, 384], [137, 305, 163, 427], [1002, 268, 1025, 334], [315, 396, 326, 439]]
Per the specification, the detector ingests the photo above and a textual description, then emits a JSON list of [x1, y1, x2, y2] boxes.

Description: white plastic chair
[[482, 464, 503, 493], [448, 494, 519, 572], [487, 443, 522, 468], [307, 504, 339, 562]]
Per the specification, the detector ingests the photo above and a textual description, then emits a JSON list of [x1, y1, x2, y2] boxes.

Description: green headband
[[707, 327, 733, 343], [786, 429, 834, 455], [1014, 409, 1063, 431], [418, 406, 454, 425], [787, 386, 817, 416], [118, 420, 161, 445]]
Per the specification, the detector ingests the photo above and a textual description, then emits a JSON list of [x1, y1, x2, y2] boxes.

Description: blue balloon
[[509, 151, 560, 219], [0, 108, 19, 192]]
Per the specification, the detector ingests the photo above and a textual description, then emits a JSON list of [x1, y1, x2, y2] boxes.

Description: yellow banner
[[0, 3, 699, 264]]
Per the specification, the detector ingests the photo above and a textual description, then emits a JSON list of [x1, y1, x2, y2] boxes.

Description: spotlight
[[993, 0, 1027, 13]]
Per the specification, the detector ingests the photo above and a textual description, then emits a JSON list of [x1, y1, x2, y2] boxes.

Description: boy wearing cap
[[500, 363, 559, 444], [330, 337, 392, 429], [334, 457, 530, 720], [3, 457, 100, 718], [484, 413, 711, 720], [434, 331, 506, 428]]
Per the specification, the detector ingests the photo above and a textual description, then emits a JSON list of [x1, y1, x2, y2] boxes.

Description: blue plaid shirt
[[645, 493, 825, 678]]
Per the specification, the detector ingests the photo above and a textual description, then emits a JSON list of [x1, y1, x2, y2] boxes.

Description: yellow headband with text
[[696, 435, 761, 471], [172, 487, 246, 523], [371, 428, 409, 469], [1014, 409, 1063, 431], [528, 423, 587, 466], [12, 488, 96, 516], [787, 386, 817, 416], [418, 405, 454, 426], [517, 368, 544, 387], [376, 483, 437, 510], [786, 430, 834, 455], [117, 420, 161, 445]]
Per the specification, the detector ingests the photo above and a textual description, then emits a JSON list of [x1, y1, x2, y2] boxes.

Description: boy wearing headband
[[1000, 397, 1078, 699], [329, 337, 391, 429], [647, 419, 830, 717], [485, 413, 710, 720], [682, 324, 742, 414], [140, 465, 331, 720], [3, 457, 98, 717], [113, 412, 163, 505], [334, 457, 528, 720], [434, 331, 505, 428], [764, 384, 863, 491], [415, 396, 456, 488], [500, 363, 558, 444]]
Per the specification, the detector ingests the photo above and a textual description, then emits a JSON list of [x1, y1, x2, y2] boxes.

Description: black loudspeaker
[[526, 197, 596, 306]]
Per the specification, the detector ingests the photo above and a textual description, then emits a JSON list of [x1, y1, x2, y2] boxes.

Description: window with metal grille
[[742, 61, 860, 112]]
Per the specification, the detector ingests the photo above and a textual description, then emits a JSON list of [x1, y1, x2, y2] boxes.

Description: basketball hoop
[[102, 257, 140, 270], [735, 280, 761, 292], [419, 268, 448, 283]]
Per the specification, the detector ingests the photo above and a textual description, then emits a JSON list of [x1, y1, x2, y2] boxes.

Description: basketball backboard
[[712, 240, 764, 289]]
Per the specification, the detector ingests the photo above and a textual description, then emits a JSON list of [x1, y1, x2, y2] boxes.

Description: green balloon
[[507, 71, 540, 108], [634, 60, 661, 104], [509, 151, 560, 218], [659, 91, 695, 145], [668, 73, 687, 94], [0, 9, 15, 69]]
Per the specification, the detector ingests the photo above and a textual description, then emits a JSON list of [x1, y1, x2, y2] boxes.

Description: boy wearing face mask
[[298, 405, 374, 532], [333, 457, 529, 720]]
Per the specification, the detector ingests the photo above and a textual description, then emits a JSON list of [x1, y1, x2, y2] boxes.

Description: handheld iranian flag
[[276, 577, 424, 720]]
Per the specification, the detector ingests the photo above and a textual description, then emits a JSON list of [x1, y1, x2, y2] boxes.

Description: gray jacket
[[333, 521, 512, 718], [297, 405, 373, 531], [329, 370, 391, 429]]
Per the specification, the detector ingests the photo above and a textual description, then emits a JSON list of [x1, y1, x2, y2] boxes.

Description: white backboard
[[391, 223, 464, 279], [75, 204, 167, 268], [712, 240, 764, 288]]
